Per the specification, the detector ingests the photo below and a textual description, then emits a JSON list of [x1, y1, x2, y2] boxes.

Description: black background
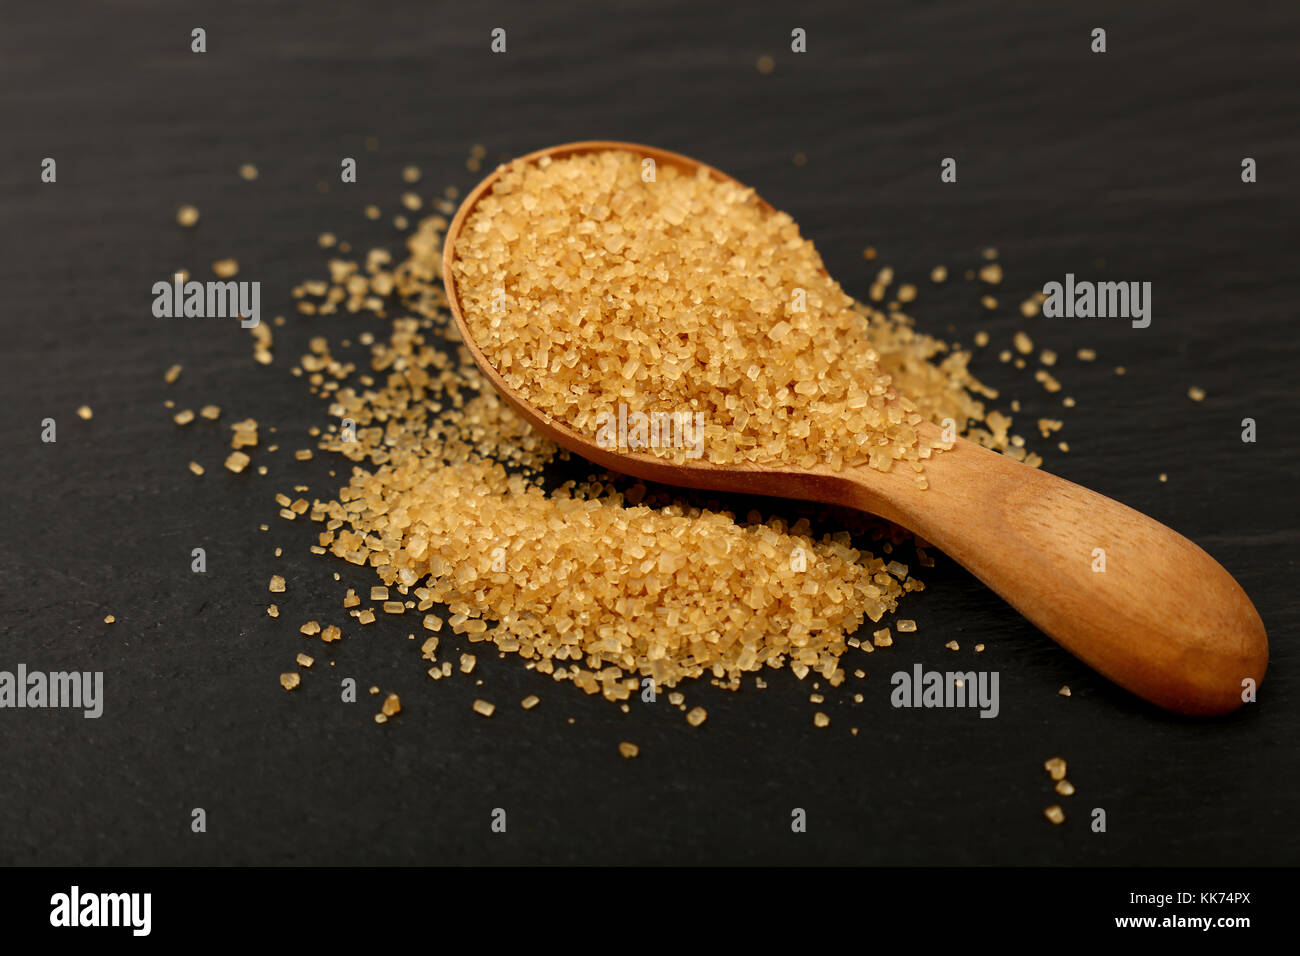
[[1, 1, 1297, 866]]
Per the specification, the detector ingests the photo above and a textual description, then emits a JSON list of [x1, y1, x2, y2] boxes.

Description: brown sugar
[[450, 150, 952, 477]]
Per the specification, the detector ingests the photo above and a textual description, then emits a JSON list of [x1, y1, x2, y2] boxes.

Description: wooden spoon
[[442, 140, 1267, 717]]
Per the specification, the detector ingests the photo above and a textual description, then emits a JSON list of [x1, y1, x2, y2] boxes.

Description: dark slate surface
[[0, 1, 1296, 865]]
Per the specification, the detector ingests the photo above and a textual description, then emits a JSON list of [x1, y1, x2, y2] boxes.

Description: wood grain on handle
[[824, 424, 1268, 716]]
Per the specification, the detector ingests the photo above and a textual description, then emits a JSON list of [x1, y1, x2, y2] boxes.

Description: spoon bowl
[[442, 140, 1268, 716]]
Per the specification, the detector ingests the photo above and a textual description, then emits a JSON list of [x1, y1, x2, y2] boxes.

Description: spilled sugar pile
[[289, 164, 1030, 703], [171, 152, 1065, 715]]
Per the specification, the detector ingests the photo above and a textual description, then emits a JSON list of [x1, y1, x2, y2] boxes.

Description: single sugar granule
[[1043, 805, 1065, 825], [686, 707, 708, 727], [618, 742, 640, 759], [280, 673, 300, 691], [1044, 757, 1067, 781], [473, 699, 496, 717]]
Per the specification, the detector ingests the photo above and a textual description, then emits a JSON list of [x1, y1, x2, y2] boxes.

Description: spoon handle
[[833, 436, 1267, 715]]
